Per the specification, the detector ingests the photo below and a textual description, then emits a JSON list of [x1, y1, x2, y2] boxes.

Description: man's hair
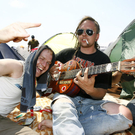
[[74, 16, 100, 49], [31, 35, 35, 39]]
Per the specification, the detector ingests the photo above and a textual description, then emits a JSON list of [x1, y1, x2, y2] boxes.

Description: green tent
[[104, 19, 135, 63], [104, 19, 135, 99]]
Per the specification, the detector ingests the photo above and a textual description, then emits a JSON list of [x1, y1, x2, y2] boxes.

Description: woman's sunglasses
[[77, 29, 95, 36]]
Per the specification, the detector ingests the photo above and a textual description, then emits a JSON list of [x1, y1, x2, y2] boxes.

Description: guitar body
[[47, 60, 81, 97]]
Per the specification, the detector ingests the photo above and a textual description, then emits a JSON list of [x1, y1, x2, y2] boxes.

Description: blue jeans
[[51, 93, 132, 135], [127, 99, 135, 126]]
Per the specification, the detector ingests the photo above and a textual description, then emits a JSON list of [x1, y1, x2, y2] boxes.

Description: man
[[0, 22, 55, 135], [39, 16, 133, 135], [28, 35, 39, 52]]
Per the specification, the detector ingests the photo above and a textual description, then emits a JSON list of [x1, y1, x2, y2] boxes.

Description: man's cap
[[31, 35, 35, 38]]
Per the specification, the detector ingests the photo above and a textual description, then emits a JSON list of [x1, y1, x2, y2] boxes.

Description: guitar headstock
[[120, 58, 135, 76]]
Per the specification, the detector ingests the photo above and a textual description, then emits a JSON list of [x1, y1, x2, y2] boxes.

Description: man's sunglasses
[[77, 29, 95, 36]]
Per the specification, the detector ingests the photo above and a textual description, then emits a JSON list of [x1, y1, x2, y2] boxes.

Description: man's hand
[[0, 22, 41, 43], [74, 68, 96, 93], [74, 67, 106, 99], [49, 63, 61, 80]]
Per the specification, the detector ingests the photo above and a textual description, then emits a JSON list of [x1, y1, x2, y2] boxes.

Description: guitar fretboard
[[60, 61, 120, 80]]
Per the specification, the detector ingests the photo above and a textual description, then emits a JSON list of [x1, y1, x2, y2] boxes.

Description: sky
[[0, 0, 135, 48]]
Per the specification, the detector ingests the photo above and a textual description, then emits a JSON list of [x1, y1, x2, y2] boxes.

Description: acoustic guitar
[[42, 58, 135, 97]]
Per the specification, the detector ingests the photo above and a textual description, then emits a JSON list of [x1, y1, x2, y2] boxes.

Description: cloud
[[9, 0, 25, 8]]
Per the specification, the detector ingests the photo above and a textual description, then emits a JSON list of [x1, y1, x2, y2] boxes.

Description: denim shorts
[[51, 93, 132, 135]]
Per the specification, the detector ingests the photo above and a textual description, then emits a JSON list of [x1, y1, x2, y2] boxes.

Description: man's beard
[[79, 42, 93, 48]]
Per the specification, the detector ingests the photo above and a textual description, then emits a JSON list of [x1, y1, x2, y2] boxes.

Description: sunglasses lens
[[86, 29, 93, 36], [77, 29, 94, 36], [77, 29, 83, 35]]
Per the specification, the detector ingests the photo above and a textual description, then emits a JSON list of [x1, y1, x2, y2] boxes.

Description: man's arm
[[0, 59, 23, 78], [0, 22, 41, 43], [36, 40, 39, 47]]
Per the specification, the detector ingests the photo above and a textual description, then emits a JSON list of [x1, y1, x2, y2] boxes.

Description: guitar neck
[[60, 61, 121, 80]]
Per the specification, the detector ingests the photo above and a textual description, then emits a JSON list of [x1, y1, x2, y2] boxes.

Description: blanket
[[7, 92, 134, 135]]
